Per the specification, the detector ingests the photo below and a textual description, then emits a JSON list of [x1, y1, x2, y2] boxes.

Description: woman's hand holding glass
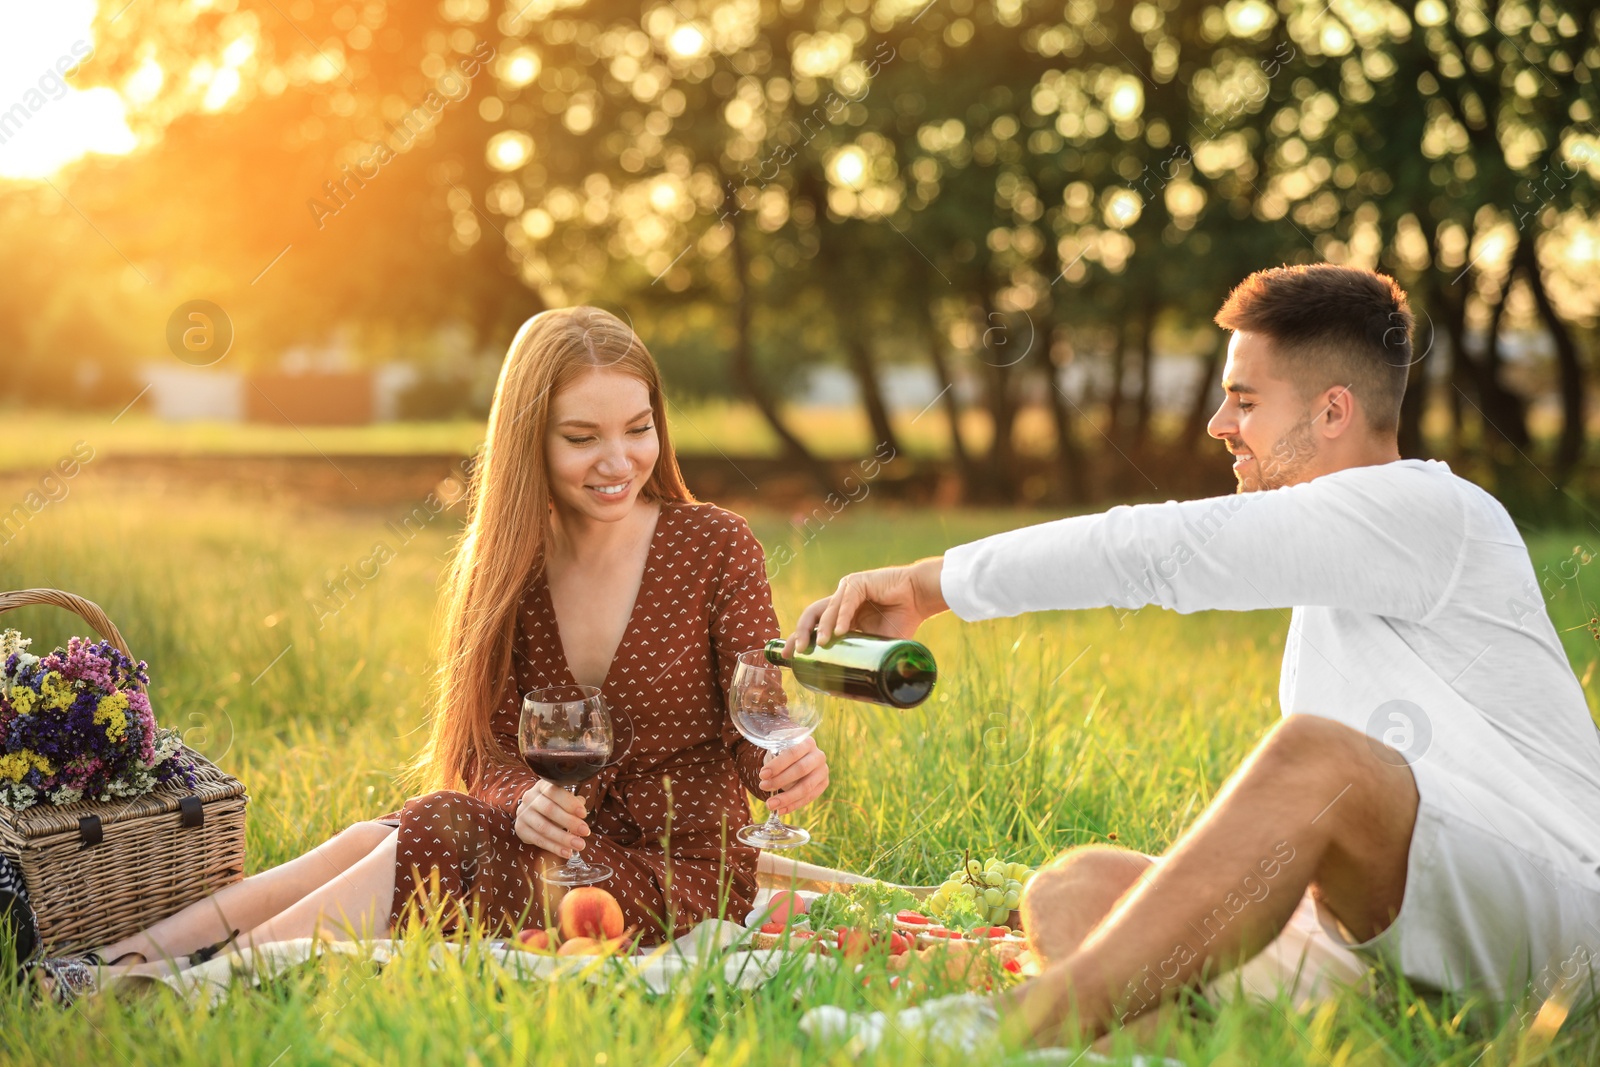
[[514, 780, 592, 859], [758, 736, 830, 814]]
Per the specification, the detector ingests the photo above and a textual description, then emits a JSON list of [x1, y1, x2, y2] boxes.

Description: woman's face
[[545, 367, 660, 522]]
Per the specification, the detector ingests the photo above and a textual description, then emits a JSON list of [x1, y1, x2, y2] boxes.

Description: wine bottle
[[763, 633, 937, 708]]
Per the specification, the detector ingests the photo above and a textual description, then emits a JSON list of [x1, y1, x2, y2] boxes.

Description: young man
[[790, 264, 1600, 1043]]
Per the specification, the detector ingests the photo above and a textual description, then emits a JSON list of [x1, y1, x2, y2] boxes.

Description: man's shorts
[[1216, 759, 1600, 1007], [1340, 759, 1600, 1001]]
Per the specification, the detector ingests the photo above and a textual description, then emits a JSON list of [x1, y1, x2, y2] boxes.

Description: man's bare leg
[[1000, 714, 1418, 1044], [1021, 846, 1183, 1050], [1021, 846, 1155, 964]]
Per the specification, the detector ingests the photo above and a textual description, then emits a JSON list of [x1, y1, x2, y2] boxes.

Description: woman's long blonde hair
[[417, 308, 695, 791]]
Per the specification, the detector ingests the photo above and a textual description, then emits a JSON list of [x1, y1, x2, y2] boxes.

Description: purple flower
[[0, 631, 192, 808]]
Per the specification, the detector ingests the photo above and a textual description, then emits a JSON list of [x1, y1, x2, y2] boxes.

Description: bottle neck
[[762, 638, 790, 667]]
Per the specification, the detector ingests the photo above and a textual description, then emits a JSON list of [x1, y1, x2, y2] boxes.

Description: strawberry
[[759, 920, 785, 935], [895, 910, 931, 925], [888, 932, 911, 955]]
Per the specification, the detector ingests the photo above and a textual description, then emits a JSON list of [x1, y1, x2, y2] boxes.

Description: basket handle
[[0, 589, 135, 660]]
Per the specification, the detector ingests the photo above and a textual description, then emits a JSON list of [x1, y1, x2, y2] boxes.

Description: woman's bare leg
[[234, 828, 400, 948], [114, 829, 402, 980], [96, 822, 396, 964]]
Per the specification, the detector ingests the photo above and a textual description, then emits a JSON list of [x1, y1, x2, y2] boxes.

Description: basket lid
[[0, 744, 247, 852]]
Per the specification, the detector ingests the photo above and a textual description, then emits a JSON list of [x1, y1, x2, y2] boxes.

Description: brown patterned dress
[[386, 501, 779, 943]]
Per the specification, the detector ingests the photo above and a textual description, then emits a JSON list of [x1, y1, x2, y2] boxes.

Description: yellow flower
[[0, 750, 53, 782], [95, 691, 130, 742], [40, 670, 74, 711], [9, 687, 36, 715]]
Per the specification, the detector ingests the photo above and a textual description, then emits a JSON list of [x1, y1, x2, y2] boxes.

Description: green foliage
[[8, 1, 1598, 497]]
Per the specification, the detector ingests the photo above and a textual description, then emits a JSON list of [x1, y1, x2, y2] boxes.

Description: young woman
[[32, 307, 829, 998]]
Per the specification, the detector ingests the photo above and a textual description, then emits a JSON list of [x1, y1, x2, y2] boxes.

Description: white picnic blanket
[[143, 916, 796, 1008], [137, 856, 1368, 1040]]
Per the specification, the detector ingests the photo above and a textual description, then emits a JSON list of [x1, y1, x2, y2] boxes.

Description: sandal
[[31, 924, 240, 1003], [25, 950, 147, 1007], [28, 957, 99, 1006], [187, 928, 241, 966]]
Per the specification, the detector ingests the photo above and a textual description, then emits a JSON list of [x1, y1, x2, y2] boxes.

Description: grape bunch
[[927, 850, 1037, 927]]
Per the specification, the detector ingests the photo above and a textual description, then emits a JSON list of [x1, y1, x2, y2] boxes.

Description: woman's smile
[[544, 367, 661, 521]]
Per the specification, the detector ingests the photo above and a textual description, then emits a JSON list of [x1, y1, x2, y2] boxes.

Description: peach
[[515, 928, 554, 953], [558, 886, 625, 942], [556, 934, 628, 957]]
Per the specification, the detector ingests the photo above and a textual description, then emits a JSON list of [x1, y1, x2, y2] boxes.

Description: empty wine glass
[[729, 648, 823, 849], [520, 684, 614, 886]]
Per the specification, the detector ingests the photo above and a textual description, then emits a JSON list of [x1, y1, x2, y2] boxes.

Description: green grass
[[1, 484, 1599, 1064], [0, 413, 492, 471]]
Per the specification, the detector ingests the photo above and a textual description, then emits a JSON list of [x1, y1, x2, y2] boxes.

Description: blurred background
[[2, 0, 1598, 514]]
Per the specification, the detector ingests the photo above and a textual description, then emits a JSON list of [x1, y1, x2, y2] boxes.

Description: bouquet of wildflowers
[[0, 628, 195, 810]]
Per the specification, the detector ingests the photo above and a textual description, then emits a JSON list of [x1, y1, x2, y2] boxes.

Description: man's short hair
[[1214, 264, 1413, 436]]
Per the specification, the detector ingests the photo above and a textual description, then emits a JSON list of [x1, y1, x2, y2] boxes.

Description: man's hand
[[784, 557, 949, 656], [515, 781, 590, 859], [758, 736, 829, 814]]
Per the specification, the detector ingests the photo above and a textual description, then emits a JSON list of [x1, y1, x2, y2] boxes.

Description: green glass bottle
[[763, 633, 938, 708]]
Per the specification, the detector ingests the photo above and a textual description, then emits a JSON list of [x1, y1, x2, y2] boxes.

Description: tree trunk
[[921, 302, 976, 492], [1105, 316, 1129, 446], [1478, 243, 1532, 451], [1395, 294, 1429, 460], [844, 333, 902, 457], [977, 293, 1019, 500], [1447, 237, 1530, 457], [1131, 293, 1157, 452], [1428, 271, 1470, 458], [1521, 239, 1587, 483], [1035, 320, 1088, 503], [1181, 341, 1223, 446], [807, 189, 901, 462], [724, 187, 831, 489], [1396, 360, 1427, 458]]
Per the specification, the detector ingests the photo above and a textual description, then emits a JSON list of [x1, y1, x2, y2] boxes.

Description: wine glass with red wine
[[520, 684, 614, 886]]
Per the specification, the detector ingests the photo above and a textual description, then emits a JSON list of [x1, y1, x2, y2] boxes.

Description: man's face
[[1206, 331, 1321, 493]]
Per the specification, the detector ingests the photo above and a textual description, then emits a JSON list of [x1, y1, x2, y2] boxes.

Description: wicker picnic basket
[[0, 589, 248, 953]]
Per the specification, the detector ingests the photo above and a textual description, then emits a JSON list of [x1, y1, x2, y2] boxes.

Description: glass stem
[[764, 743, 788, 828], [564, 784, 588, 871]]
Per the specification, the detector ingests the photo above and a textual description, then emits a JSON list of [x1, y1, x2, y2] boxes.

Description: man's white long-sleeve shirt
[[941, 459, 1600, 869]]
